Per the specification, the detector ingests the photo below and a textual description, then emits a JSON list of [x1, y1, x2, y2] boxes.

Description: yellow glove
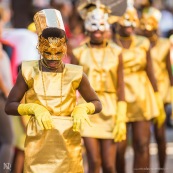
[[18, 103, 54, 130], [113, 101, 127, 142], [71, 102, 95, 132], [171, 87, 173, 120], [153, 92, 166, 128]]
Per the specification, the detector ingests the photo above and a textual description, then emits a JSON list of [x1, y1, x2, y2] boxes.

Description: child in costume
[[139, 6, 173, 173], [72, 1, 126, 172], [111, 0, 165, 173], [5, 9, 102, 173]]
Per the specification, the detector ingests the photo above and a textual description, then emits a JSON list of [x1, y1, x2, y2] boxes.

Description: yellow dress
[[117, 35, 159, 122], [22, 60, 84, 173], [73, 41, 122, 139], [151, 38, 171, 103]]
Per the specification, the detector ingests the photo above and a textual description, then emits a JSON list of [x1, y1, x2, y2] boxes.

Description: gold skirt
[[24, 116, 84, 173], [81, 92, 116, 139]]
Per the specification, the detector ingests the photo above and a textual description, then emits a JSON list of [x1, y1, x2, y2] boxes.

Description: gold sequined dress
[[117, 36, 159, 122], [22, 60, 84, 173], [73, 41, 122, 139], [151, 38, 171, 103]]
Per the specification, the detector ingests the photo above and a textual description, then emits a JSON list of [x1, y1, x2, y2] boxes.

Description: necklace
[[88, 41, 106, 70], [88, 41, 106, 90], [115, 34, 135, 50], [40, 61, 63, 115], [41, 58, 63, 72]]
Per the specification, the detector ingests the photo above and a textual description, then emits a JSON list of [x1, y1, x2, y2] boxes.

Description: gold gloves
[[171, 87, 173, 120], [71, 102, 95, 132], [153, 92, 166, 128], [113, 101, 127, 142], [18, 103, 54, 130]]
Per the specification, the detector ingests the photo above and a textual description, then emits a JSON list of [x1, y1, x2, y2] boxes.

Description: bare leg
[[83, 137, 101, 173], [132, 121, 151, 173], [116, 140, 127, 173], [154, 123, 166, 173], [100, 139, 116, 173], [116, 124, 128, 173]]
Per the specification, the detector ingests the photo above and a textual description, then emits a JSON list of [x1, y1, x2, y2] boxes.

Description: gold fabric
[[73, 41, 122, 139], [117, 36, 159, 122], [33, 9, 65, 36], [24, 116, 83, 173], [21, 60, 83, 172], [151, 38, 171, 103], [22, 61, 82, 116]]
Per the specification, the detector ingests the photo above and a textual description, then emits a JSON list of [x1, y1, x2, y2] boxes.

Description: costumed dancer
[[72, 1, 126, 173], [111, 0, 165, 173], [139, 6, 173, 173], [5, 9, 102, 173]]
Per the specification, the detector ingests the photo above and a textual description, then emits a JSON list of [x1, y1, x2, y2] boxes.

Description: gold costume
[[73, 41, 122, 139], [22, 60, 84, 173], [117, 36, 159, 122], [151, 38, 171, 103]]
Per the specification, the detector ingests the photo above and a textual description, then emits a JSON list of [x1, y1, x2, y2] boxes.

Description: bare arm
[[117, 53, 125, 101], [166, 50, 173, 86], [77, 73, 102, 113], [0, 74, 9, 97], [70, 52, 79, 65], [5, 70, 28, 115], [146, 49, 158, 92]]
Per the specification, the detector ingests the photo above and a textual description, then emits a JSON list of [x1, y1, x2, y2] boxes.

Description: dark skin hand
[[5, 63, 102, 115]]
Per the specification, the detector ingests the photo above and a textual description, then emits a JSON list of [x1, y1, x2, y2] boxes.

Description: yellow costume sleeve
[[71, 102, 95, 132], [113, 101, 127, 142], [18, 103, 54, 130], [153, 92, 166, 128]]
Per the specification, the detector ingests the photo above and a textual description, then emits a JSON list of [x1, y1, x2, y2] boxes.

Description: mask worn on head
[[84, 8, 110, 32], [118, 7, 139, 28], [140, 7, 161, 31], [38, 36, 67, 60]]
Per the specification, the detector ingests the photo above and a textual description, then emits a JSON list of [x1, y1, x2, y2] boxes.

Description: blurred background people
[[111, 0, 165, 172], [0, 5, 14, 172], [138, 6, 173, 173], [72, 1, 126, 173]]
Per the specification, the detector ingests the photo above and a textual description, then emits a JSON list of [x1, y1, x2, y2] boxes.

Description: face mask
[[118, 8, 139, 28], [85, 8, 110, 32], [38, 36, 67, 60]]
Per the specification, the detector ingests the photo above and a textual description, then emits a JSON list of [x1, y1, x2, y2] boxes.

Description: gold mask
[[118, 8, 139, 27], [38, 36, 67, 60], [140, 7, 161, 31]]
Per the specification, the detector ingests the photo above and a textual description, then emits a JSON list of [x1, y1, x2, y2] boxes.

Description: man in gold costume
[[72, 1, 127, 173], [5, 9, 102, 173], [139, 5, 173, 173], [111, 0, 166, 173]]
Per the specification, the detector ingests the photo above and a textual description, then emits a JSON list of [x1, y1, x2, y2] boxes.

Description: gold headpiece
[[34, 9, 67, 60], [140, 7, 161, 31], [33, 9, 65, 36], [117, 0, 139, 27]]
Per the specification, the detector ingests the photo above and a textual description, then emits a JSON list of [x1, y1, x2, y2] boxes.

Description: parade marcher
[[5, 9, 102, 173], [72, 2, 126, 173], [139, 6, 173, 173], [111, 0, 165, 173]]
